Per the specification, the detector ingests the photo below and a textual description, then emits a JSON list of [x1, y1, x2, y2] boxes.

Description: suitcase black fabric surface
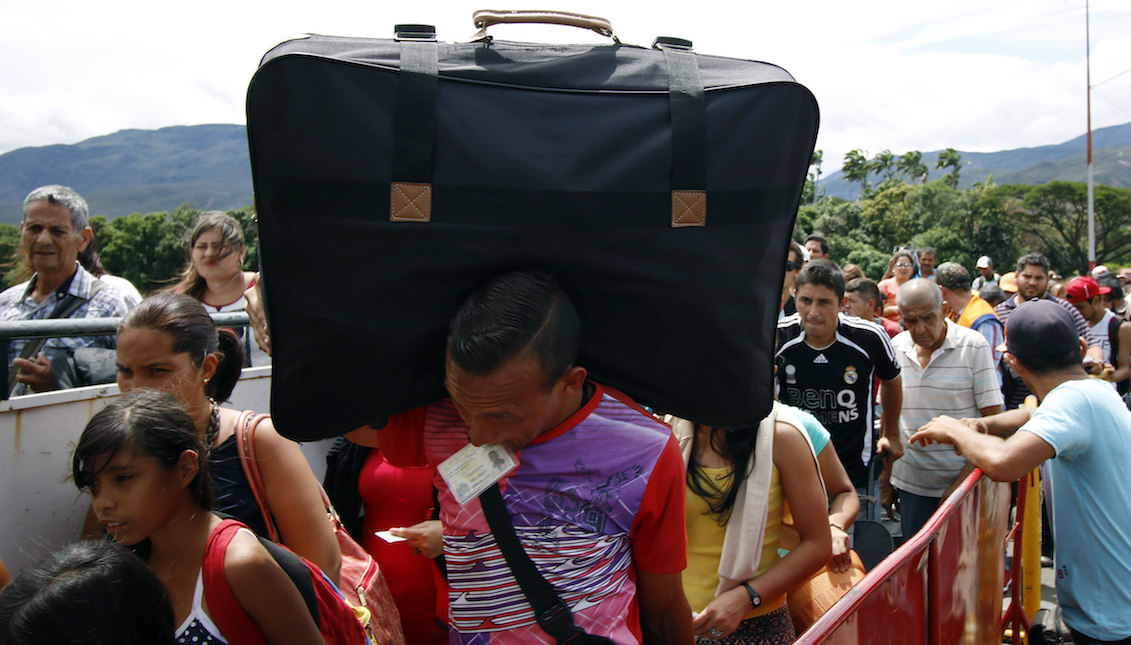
[[247, 22, 819, 440]]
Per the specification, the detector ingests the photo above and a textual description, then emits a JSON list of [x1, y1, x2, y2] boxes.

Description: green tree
[[992, 182, 1131, 275], [0, 223, 23, 289], [935, 148, 962, 189], [802, 150, 824, 205], [896, 150, 928, 184], [870, 149, 896, 182], [802, 177, 1023, 280], [842, 149, 872, 195]]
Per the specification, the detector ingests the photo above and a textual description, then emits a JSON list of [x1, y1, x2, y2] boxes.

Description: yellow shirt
[[683, 464, 785, 617]]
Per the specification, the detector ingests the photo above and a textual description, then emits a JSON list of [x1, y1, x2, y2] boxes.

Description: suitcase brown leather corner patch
[[391, 182, 433, 222], [671, 190, 706, 227]]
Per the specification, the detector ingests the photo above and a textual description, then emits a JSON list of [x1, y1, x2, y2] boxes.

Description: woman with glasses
[[878, 249, 916, 321]]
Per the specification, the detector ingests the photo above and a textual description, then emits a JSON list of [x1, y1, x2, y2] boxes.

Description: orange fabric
[[956, 294, 998, 329], [787, 551, 866, 632]]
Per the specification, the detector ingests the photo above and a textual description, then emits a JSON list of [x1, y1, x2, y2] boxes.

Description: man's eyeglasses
[[786, 261, 802, 272]]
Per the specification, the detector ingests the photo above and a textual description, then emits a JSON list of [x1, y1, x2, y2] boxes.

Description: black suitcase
[[247, 11, 819, 440]]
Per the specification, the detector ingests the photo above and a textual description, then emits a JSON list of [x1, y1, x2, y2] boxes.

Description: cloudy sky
[[2, 0, 1129, 171]]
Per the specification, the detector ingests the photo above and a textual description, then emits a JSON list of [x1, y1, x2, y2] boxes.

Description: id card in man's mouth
[[437, 443, 518, 506]]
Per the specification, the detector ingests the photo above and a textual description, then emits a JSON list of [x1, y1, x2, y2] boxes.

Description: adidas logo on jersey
[[813, 353, 829, 364]]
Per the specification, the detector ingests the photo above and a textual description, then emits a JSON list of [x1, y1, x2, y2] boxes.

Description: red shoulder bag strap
[[202, 519, 269, 645], [235, 411, 281, 542]]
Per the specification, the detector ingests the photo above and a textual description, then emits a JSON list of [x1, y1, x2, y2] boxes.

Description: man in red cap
[[1066, 275, 1131, 398]]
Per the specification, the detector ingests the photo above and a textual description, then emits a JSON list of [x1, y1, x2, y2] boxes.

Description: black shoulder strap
[[6, 278, 107, 396], [256, 535, 321, 627], [479, 483, 609, 644], [1110, 316, 1130, 396], [1109, 315, 1121, 369]]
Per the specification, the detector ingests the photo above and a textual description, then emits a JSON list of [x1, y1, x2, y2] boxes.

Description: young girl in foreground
[[82, 292, 339, 582], [73, 389, 328, 645]]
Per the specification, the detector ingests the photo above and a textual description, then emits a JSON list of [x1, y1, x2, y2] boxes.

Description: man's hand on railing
[[13, 353, 58, 393]]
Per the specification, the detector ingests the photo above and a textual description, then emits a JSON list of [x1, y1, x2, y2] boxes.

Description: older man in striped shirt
[[888, 279, 1004, 539]]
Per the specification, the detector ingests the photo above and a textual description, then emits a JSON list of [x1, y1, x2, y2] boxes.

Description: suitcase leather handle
[[471, 10, 618, 42]]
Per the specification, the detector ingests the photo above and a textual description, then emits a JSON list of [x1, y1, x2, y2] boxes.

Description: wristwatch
[[740, 581, 762, 608]]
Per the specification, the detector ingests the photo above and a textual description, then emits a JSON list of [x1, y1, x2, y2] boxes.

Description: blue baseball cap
[[1004, 300, 1079, 359]]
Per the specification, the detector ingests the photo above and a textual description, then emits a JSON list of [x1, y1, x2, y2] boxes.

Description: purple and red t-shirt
[[380, 382, 686, 644]]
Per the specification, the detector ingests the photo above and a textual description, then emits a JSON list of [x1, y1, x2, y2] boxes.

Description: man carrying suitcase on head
[[353, 271, 693, 644]]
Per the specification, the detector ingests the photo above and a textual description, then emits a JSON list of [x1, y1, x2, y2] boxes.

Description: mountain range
[[0, 125, 251, 224], [819, 121, 1131, 200], [1, 121, 1130, 223]]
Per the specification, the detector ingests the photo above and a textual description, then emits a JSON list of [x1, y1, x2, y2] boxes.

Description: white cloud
[[1, 0, 1129, 177]]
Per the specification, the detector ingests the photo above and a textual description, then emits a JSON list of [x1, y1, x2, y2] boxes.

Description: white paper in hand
[[374, 530, 408, 543]]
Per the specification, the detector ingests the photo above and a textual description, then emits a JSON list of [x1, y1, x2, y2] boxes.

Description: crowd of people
[[779, 235, 1131, 644], [0, 188, 1129, 644]]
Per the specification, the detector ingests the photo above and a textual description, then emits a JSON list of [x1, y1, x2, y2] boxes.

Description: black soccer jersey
[[775, 313, 901, 488]]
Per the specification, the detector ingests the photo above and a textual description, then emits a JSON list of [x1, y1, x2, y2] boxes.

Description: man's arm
[[966, 408, 1032, 438], [636, 570, 693, 644], [978, 404, 1004, 418], [877, 375, 903, 460], [939, 403, 1003, 498], [1113, 321, 1131, 384], [630, 436, 692, 643], [910, 415, 1054, 482]]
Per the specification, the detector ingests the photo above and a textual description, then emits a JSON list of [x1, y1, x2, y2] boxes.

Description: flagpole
[[1087, 0, 1096, 272]]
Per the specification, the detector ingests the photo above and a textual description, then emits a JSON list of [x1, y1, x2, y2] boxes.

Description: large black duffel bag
[[247, 11, 819, 440]]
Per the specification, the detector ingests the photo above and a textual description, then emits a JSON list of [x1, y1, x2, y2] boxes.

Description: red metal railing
[[794, 469, 1012, 644]]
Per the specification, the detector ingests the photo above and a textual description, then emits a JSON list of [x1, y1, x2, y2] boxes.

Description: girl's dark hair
[[72, 389, 213, 510], [171, 211, 247, 299], [0, 539, 175, 645], [119, 292, 244, 402], [686, 424, 759, 525]]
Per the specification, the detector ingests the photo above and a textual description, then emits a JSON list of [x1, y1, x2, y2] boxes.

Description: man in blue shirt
[[912, 300, 1131, 643]]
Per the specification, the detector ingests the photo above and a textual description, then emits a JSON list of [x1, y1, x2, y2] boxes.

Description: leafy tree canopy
[[1, 205, 259, 293], [796, 162, 1130, 281]]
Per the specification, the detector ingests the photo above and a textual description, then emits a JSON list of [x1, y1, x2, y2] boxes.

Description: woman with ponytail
[[83, 292, 340, 582]]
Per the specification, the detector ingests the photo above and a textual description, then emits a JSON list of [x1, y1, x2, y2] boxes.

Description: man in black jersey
[[776, 260, 903, 490]]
